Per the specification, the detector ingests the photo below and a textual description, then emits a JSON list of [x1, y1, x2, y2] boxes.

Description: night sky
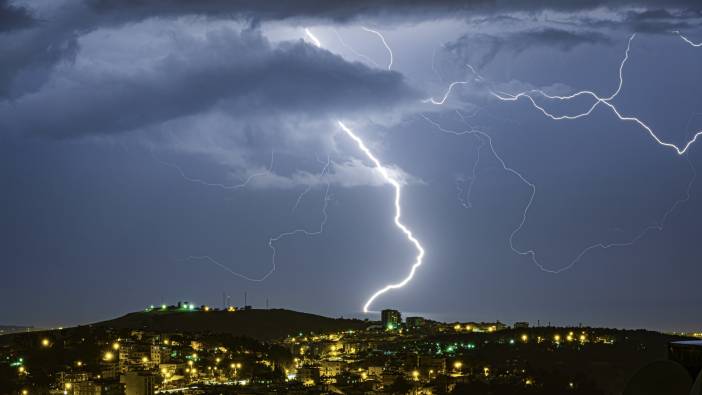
[[2, 0, 702, 331]]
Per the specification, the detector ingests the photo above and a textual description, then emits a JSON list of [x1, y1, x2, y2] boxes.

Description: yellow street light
[[412, 370, 419, 380], [41, 338, 50, 347], [521, 334, 529, 342], [103, 351, 114, 361], [112, 342, 120, 350], [453, 361, 462, 370]]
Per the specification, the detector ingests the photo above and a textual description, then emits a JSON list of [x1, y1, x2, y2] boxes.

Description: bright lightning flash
[[337, 121, 425, 313], [422, 32, 699, 273], [305, 28, 322, 48], [674, 30, 702, 47], [489, 34, 702, 156], [361, 27, 394, 70]]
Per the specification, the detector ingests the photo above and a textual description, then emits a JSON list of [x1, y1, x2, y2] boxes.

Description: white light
[[674, 30, 702, 47], [337, 121, 425, 313], [490, 34, 702, 156], [305, 28, 322, 48], [361, 27, 393, 70]]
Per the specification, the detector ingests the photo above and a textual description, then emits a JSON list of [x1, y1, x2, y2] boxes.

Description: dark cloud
[[86, 0, 702, 24], [0, 28, 418, 138], [445, 28, 612, 69], [621, 8, 701, 32], [0, 0, 34, 32], [86, 0, 494, 24], [2, 0, 701, 100]]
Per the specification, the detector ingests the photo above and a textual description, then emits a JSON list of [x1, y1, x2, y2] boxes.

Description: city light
[[453, 361, 463, 370], [521, 334, 529, 342], [41, 338, 50, 347], [103, 351, 114, 361], [112, 342, 120, 350]]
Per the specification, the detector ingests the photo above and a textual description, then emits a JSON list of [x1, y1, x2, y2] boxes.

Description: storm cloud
[[0, 27, 417, 138]]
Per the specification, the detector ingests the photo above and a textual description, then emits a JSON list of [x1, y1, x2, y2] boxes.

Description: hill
[[94, 308, 371, 340]]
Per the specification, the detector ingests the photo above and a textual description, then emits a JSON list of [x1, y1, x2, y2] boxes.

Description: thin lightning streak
[[305, 28, 322, 48], [421, 114, 696, 273], [431, 45, 444, 83], [292, 155, 330, 212], [487, 34, 702, 155], [674, 30, 702, 47], [361, 26, 393, 70], [422, 65, 483, 105], [189, 156, 333, 281], [334, 29, 381, 68], [153, 149, 275, 191], [337, 121, 425, 313], [456, 134, 485, 209], [423, 81, 472, 105]]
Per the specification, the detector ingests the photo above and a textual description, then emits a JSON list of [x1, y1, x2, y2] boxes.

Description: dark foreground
[[0, 306, 697, 394]]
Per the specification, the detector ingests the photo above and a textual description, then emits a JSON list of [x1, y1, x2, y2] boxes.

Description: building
[[381, 309, 402, 330], [514, 322, 529, 329], [406, 316, 426, 330], [668, 340, 702, 377], [73, 380, 124, 395], [120, 372, 155, 395], [298, 366, 320, 385], [320, 360, 343, 378]]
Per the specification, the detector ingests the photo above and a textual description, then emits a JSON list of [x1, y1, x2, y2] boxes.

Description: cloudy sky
[[2, 0, 702, 331]]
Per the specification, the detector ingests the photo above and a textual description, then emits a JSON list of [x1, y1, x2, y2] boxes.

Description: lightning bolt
[[305, 28, 322, 48], [153, 149, 275, 191], [421, 113, 696, 273], [361, 27, 394, 70], [487, 34, 702, 156], [187, 156, 332, 281], [674, 30, 702, 47], [337, 121, 425, 313], [334, 29, 381, 68]]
